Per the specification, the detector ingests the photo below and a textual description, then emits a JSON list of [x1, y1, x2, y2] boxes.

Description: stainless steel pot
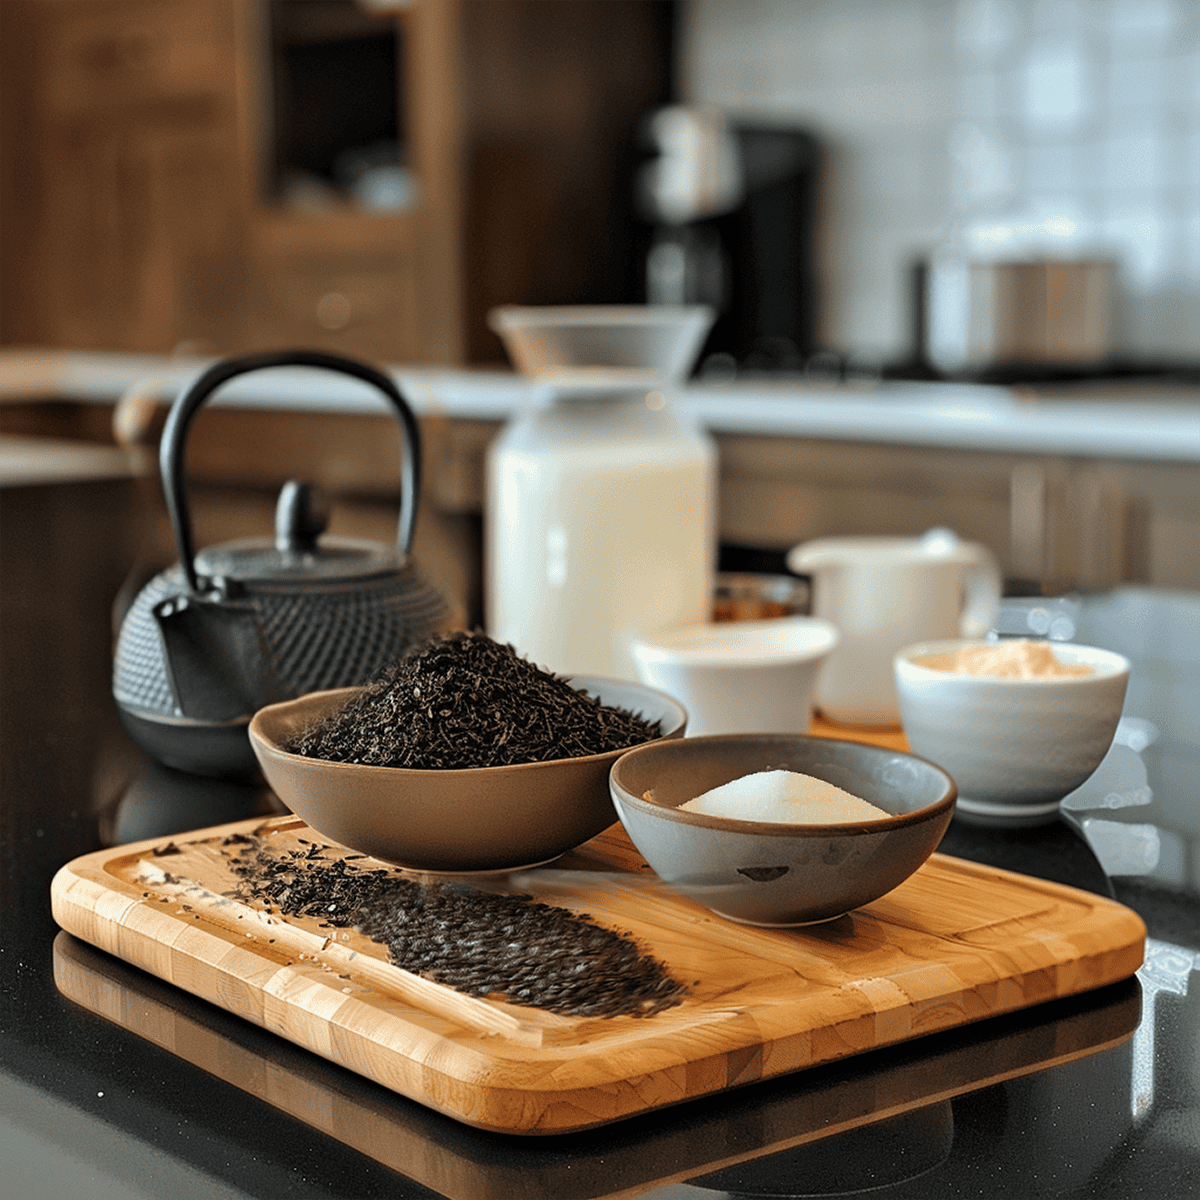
[[927, 257, 1116, 374]]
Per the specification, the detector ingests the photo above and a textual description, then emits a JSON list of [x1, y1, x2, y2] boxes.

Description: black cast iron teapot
[[113, 349, 451, 777]]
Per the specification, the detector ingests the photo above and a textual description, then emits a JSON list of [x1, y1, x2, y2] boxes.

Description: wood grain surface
[[51, 809, 1146, 1134]]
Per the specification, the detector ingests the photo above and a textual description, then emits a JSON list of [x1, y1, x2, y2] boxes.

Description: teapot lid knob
[[275, 480, 330, 554]]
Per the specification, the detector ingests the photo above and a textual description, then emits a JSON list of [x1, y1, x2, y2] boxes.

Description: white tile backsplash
[[1107, 0, 1184, 43], [1019, 39, 1093, 131], [1102, 132, 1166, 197], [1036, 0, 1095, 35], [1107, 53, 1167, 115], [1184, 212, 1200, 281], [683, 0, 1200, 361], [1024, 138, 1081, 193], [956, 0, 1022, 59]]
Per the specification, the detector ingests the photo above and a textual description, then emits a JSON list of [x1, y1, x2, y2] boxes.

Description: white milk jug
[[486, 380, 716, 680], [787, 528, 1002, 726]]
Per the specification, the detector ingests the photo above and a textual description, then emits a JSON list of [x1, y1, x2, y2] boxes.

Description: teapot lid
[[193, 481, 406, 585]]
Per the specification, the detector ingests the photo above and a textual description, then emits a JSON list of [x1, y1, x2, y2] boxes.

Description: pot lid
[[193, 481, 406, 585], [788, 528, 977, 570]]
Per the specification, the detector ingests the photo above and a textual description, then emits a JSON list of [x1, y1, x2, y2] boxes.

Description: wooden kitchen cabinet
[[2, 0, 251, 352], [398, 418, 1200, 595], [243, 214, 426, 364], [714, 434, 1199, 594], [0, 0, 674, 364], [0, 0, 450, 360]]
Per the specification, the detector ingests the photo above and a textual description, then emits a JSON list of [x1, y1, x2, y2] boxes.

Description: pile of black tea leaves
[[221, 832, 688, 1018], [287, 630, 663, 769]]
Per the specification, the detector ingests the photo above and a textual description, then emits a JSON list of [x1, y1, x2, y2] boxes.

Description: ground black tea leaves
[[222, 834, 688, 1018], [288, 630, 663, 769]]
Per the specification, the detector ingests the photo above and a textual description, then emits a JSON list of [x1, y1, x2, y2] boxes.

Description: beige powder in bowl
[[916, 639, 1094, 679], [679, 769, 890, 824]]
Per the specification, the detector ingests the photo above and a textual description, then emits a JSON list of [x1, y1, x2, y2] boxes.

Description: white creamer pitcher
[[787, 528, 1001, 726]]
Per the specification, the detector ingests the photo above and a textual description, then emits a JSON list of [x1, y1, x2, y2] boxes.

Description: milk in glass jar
[[486, 377, 716, 680]]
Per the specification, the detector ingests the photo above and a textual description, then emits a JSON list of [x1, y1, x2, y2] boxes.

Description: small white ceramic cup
[[894, 639, 1130, 827], [630, 616, 839, 737]]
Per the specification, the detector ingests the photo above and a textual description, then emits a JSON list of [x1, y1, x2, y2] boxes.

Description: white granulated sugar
[[681, 769, 889, 824]]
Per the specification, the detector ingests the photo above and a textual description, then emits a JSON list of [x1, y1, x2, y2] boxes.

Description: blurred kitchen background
[[2, 0, 1198, 635], [688, 0, 1200, 376]]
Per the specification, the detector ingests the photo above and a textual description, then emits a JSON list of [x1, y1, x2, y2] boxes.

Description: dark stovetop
[[2, 474, 1198, 1200]]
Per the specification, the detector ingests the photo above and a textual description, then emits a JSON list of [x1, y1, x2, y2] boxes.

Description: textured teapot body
[[115, 562, 447, 714]]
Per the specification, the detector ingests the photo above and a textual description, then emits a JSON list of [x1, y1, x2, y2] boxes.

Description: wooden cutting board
[[51, 812, 1146, 1135]]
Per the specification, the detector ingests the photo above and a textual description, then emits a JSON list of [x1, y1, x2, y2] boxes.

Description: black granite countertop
[[2, 468, 1198, 1197]]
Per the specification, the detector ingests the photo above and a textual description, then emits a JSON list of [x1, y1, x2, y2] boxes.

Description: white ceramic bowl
[[609, 733, 956, 926], [488, 304, 713, 382], [630, 617, 839, 737], [894, 639, 1130, 827]]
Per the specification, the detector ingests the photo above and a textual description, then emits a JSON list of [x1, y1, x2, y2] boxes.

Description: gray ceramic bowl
[[249, 675, 686, 873], [609, 734, 956, 926]]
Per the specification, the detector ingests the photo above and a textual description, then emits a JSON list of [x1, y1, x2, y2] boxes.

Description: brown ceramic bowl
[[610, 734, 956, 926], [249, 675, 687, 873]]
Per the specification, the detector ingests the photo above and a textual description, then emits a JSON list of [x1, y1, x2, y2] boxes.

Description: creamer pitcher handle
[[958, 542, 1002, 637]]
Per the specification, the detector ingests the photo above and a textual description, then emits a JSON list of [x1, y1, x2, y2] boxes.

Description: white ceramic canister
[[629, 616, 840, 737], [486, 378, 716, 680], [787, 528, 1002, 727]]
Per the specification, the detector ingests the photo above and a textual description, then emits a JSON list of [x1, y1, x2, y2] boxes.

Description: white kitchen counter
[[0, 433, 135, 486], [2, 348, 1198, 463]]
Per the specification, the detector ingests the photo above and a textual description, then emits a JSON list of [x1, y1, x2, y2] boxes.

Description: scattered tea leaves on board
[[222, 833, 688, 1018]]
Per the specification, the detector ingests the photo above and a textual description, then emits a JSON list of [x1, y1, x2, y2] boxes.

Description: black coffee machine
[[638, 106, 823, 373]]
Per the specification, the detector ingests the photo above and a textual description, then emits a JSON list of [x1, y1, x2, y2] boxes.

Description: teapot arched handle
[[159, 349, 422, 594]]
